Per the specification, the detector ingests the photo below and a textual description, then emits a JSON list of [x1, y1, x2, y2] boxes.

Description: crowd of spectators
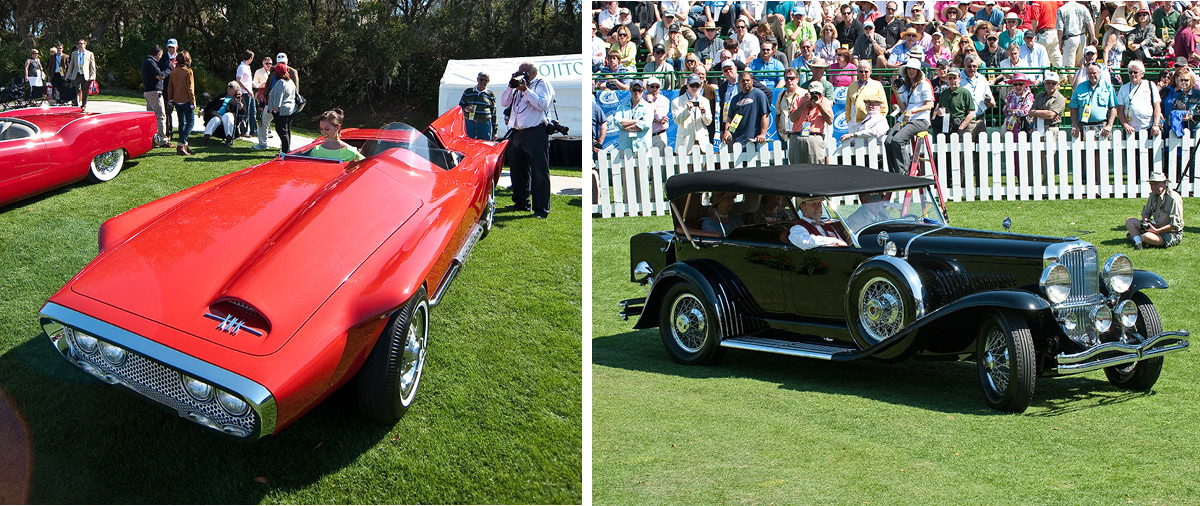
[[592, 1, 1200, 159]]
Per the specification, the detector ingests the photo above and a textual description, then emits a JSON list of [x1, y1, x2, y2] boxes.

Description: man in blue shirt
[[596, 50, 630, 91], [1070, 62, 1119, 140], [747, 40, 785, 87], [722, 71, 771, 145], [614, 80, 653, 151]]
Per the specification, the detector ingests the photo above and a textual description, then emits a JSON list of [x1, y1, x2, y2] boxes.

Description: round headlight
[[1040, 264, 1072, 304], [181, 374, 213, 401], [74, 330, 99, 353], [1103, 254, 1134, 294], [884, 241, 898, 257], [99, 341, 126, 365], [1118, 299, 1138, 328], [1091, 306, 1113, 334], [216, 390, 249, 416]]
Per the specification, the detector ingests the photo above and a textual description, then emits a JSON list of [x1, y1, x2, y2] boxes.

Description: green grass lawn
[[0, 144, 582, 503], [592, 197, 1200, 505]]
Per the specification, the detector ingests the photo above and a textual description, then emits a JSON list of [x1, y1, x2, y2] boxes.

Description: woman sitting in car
[[701, 192, 742, 235]]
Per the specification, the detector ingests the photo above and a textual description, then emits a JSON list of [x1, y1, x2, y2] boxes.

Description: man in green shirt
[[933, 67, 975, 135], [1153, 3, 1181, 41], [781, 7, 817, 65]]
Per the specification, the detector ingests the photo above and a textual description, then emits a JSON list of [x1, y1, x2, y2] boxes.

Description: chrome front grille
[[65, 330, 258, 436], [1059, 246, 1100, 304]]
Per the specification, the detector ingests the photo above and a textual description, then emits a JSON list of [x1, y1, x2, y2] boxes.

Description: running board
[[721, 336, 859, 360], [430, 222, 484, 307]]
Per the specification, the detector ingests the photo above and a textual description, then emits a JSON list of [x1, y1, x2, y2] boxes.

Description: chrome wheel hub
[[859, 277, 904, 341], [983, 327, 1010, 393], [670, 294, 708, 353], [398, 303, 428, 402], [94, 150, 121, 176]]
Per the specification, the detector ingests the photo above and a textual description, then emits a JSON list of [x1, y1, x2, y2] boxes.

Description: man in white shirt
[[643, 77, 671, 150], [733, 17, 761, 64], [235, 49, 257, 137], [1017, 30, 1050, 74], [671, 75, 713, 154], [958, 54, 996, 136], [1057, 0, 1096, 68], [1116, 60, 1162, 138], [253, 55, 273, 137], [788, 197, 848, 250], [499, 61, 555, 219]]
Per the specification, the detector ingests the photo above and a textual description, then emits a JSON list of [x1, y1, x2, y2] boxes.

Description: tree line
[[1, 0, 581, 120]]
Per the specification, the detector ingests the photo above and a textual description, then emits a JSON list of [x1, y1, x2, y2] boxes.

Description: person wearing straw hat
[[788, 80, 834, 164], [801, 57, 835, 97], [998, 11, 1026, 49], [845, 59, 889, 128], [788, 197, 848, 249], [840, 96, 889, 146], [884, 58, 935, 173], [1127, 8, 1166, 66], [1124, 171, 1184, 249]]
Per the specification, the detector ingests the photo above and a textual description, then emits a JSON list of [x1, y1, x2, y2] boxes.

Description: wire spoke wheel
[[976, 310, 1035, 412]]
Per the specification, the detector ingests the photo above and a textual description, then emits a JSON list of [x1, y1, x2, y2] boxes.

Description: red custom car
[[1, 106, 156, 207], [39, 107, 506, 439]]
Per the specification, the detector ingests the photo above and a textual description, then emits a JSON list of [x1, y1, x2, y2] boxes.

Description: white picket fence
[[593, 130, 1198, 218]]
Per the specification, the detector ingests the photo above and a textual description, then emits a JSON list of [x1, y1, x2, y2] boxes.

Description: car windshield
[[824, 186, 946, 235], [357, 122, 462, 170]]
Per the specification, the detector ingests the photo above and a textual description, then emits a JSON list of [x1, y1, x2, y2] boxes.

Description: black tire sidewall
[[976, 310, 1036, 412], [658, 282, 722, 365], [356, 286, 429, 423]]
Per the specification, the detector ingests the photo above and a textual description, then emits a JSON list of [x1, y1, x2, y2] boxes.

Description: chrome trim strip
[[1052, 330, 1190, 374], [900, 226, 947, 259], [39, 302, 277, 438], [720, 336, 849, 360], [430, 223, 484, 306]]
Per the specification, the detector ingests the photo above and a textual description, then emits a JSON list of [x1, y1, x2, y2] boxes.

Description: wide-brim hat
[[701, 20, 718, 30], [942, 5, 962, 18], [941, 24, 960, 36], [809, 57, 830, 68], [909, 14, 929, 25], [902, 27, 920, 37], [1004, 12, 1020, 22], [1148, 171, 1170, 183], [1008, 73, 1032, 85], [974, 21, 994, 32], [1108, 18, 1134, 32], [902, 58, 923, 70]]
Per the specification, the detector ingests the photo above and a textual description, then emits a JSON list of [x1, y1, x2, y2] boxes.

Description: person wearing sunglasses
[[643, 76, 671, 150], [834, 4, 863, 46], [845, 60, 888, 129]]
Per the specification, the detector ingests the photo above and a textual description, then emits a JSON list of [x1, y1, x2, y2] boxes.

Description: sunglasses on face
[[785, 76, 799, 80], [736, 25, 747, 29], [618, 33, 628, 37], [689, 83, 702, 88], [648, 84, 660, 89]]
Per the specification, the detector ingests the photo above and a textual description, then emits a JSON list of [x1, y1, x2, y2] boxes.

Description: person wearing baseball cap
[[787, 79, 833, 163], [613, 78, 652, 152], [934, 65, 975, 135], [1072, 44, 1111, 87], [672, 74, 713, 155], [1028, 71, 1066, 139], [254, 52, 300, 149], [159, 38, 180, 140], [1124, 170, 1184, 249]]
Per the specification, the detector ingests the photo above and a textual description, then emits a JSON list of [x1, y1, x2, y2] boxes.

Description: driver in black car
[[842, 192, 894, 232], [787, 197, 847, 249]]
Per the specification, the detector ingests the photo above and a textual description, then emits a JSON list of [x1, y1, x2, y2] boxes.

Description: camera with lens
[[509, 71, 527, 89], [545, 119, 569, 136]]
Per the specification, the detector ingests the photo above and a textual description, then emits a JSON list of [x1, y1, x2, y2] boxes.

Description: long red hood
[[70, 158, 422, 356]]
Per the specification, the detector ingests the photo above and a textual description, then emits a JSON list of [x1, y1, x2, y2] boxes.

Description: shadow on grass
[[0, 334, 389, 504], [594, 329, 1151, 416]]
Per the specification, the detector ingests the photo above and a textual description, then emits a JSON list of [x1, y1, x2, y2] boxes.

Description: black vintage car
[[619, 164, 1190, 412]]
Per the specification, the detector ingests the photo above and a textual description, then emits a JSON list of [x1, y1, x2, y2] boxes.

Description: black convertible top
[[664, 164, 934, 200]]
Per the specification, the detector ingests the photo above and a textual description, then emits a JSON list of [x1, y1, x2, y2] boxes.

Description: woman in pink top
[[925, 31, 952, 68], [828, 48, 857, 87]]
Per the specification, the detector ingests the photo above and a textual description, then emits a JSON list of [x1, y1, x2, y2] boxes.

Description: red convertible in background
[[0, 106, 156, 207], [39, 107, 506, 439]]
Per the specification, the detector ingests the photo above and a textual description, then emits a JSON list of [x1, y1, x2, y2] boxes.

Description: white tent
[[438, 55, 583, 141]]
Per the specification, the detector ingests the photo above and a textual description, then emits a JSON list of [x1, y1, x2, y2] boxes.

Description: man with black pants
[[159, 39, 179, 140], [500, 61, 555, 219]]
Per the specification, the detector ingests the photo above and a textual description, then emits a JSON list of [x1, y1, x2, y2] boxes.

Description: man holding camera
[[500, 61, 556, 219], [1124, 171, 1184, 249]]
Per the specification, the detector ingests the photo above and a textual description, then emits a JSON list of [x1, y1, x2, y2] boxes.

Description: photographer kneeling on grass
[[1124, 171, 1184, 249]]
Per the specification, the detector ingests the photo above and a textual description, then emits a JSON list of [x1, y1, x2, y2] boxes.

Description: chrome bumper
[[1052, 330, 1190, 375], [619, 298, 645, 321], [39, 302, 277, 440]]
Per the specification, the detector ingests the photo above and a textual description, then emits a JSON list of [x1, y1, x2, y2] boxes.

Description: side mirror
[[1002, 216, 1012, 232]]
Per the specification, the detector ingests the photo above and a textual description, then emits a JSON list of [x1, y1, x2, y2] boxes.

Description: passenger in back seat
[[700, 191, 742, 236]]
